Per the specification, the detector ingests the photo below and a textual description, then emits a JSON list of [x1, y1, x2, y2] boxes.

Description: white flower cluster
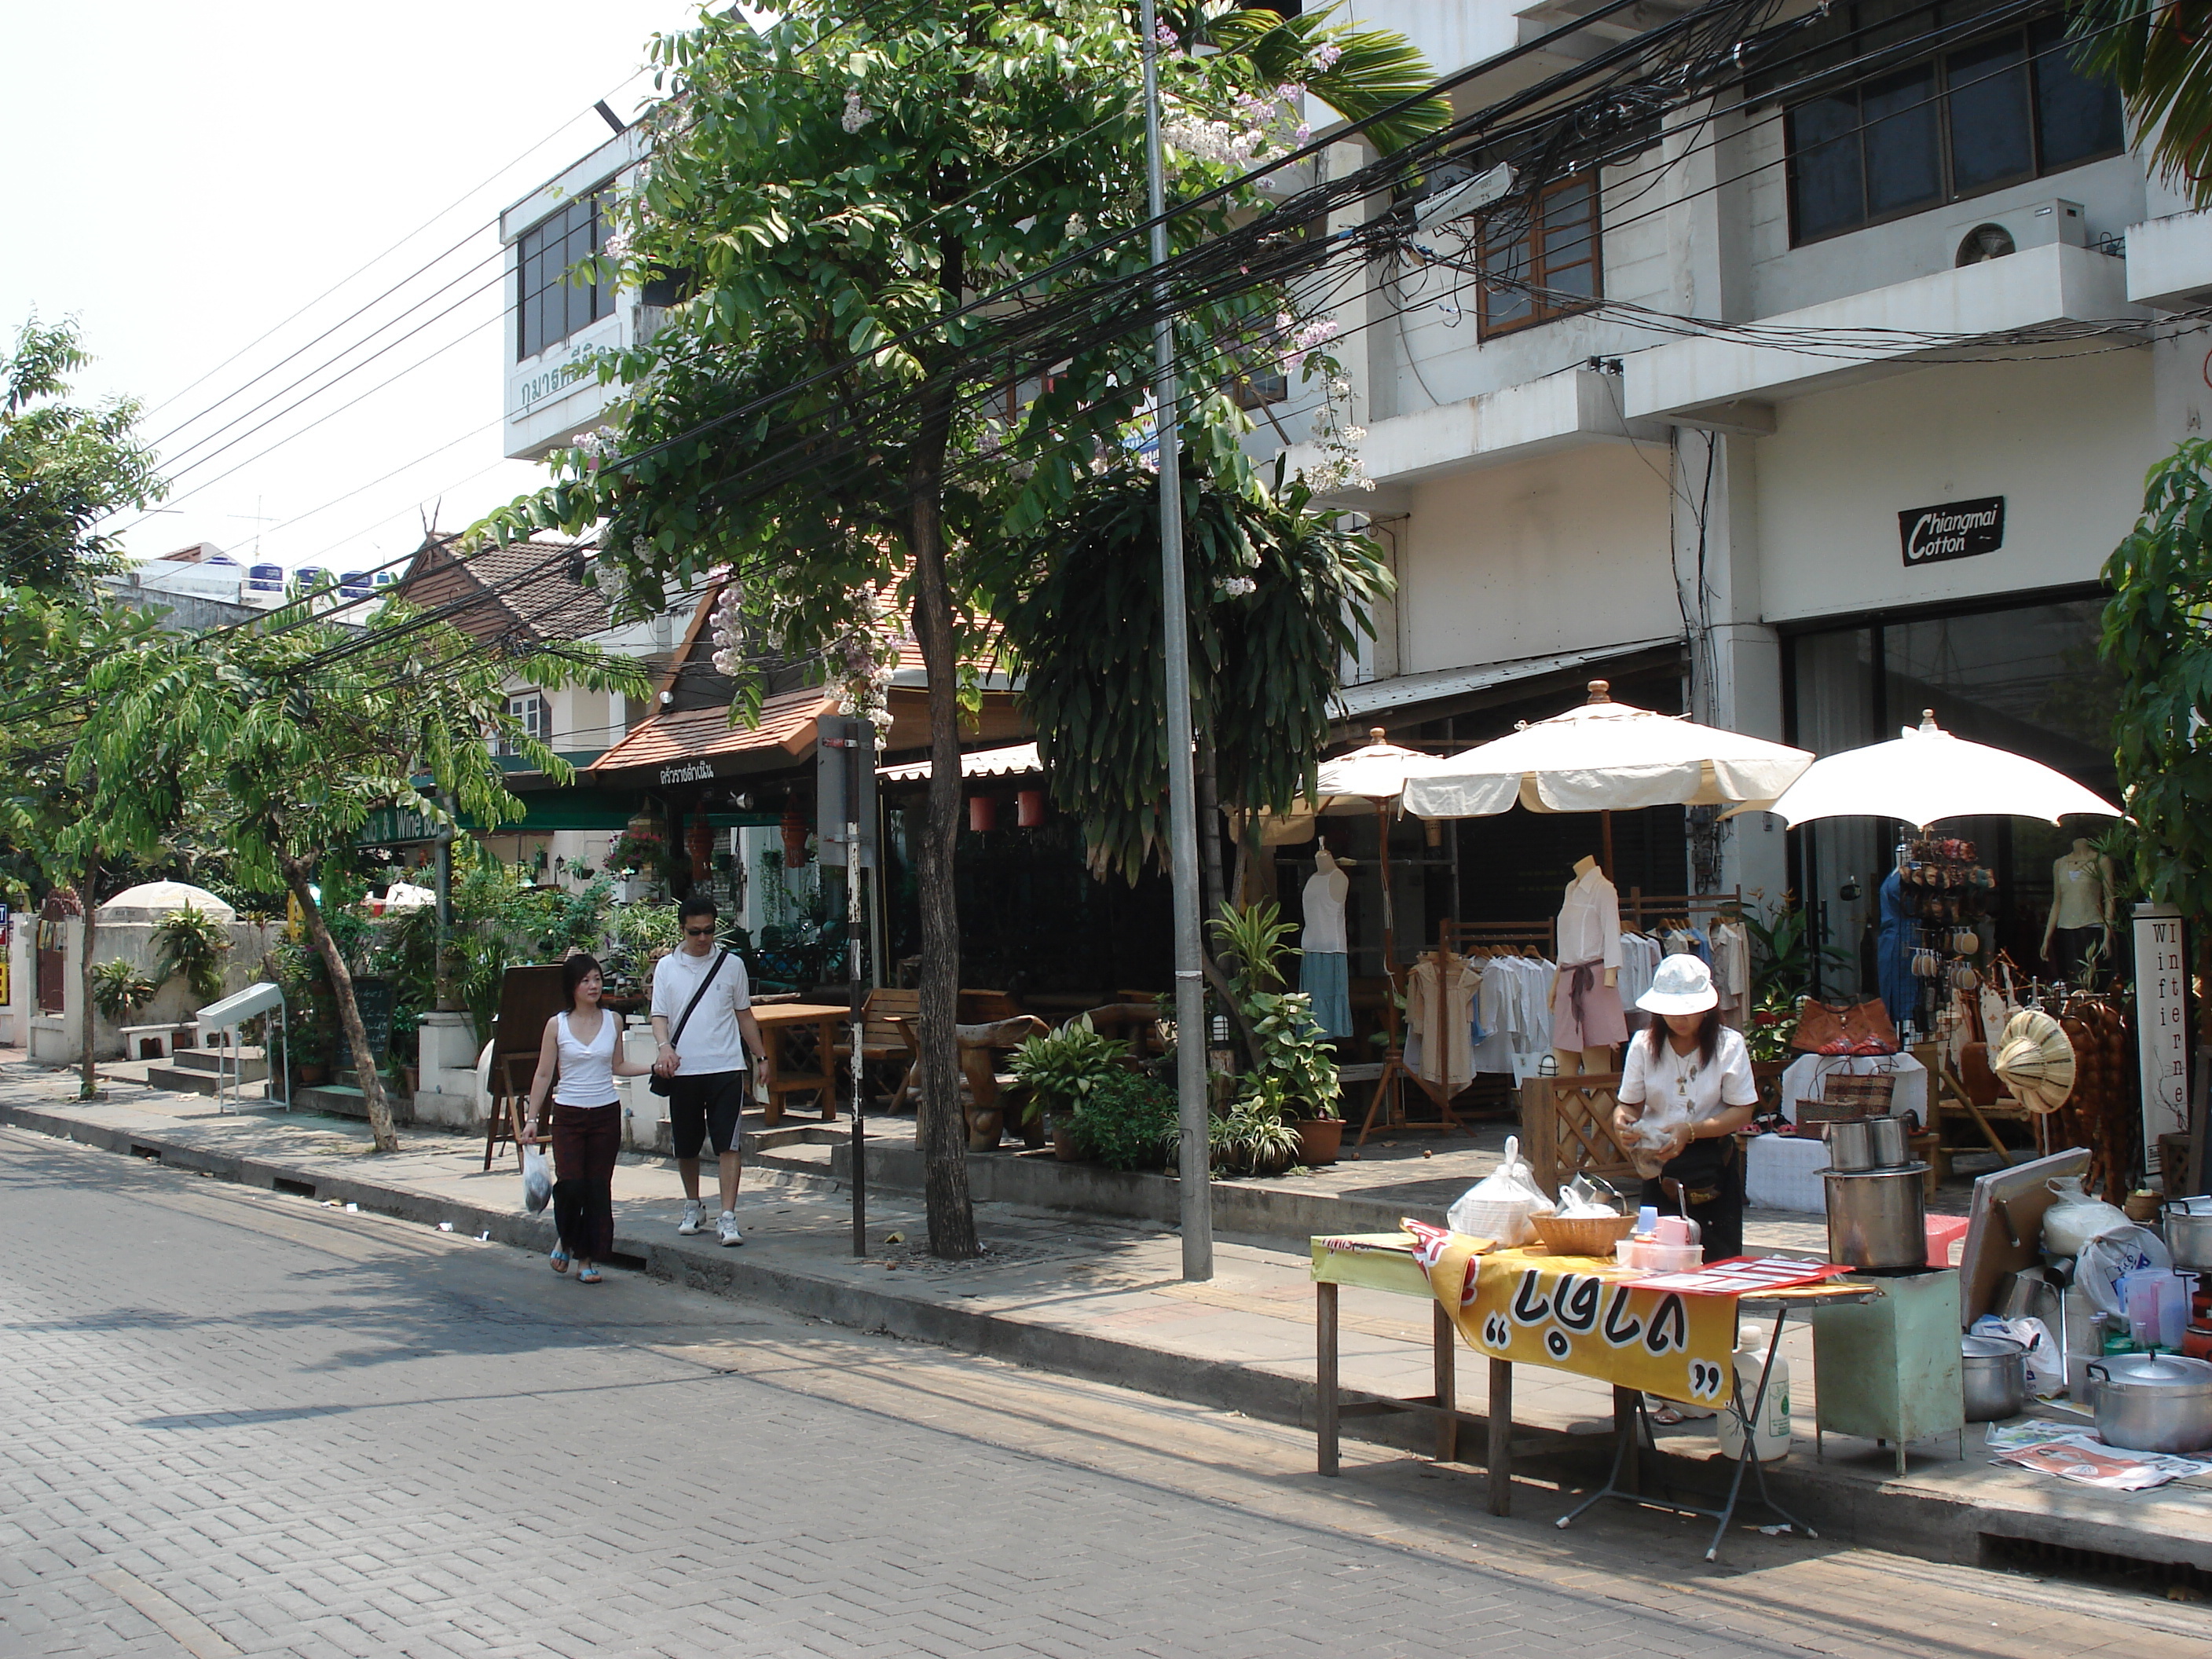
[[1216, 576, 1258, 599], [841, 91, 875, 133], [1275, 309, 1340, 376], [709, 580, 748, 677], [602, 226, 632, 262], [1161, 81, 1308, 170], [1299, 371, 1375, 494], [832, 587, 902, 737], [570, 427, 618, 467]]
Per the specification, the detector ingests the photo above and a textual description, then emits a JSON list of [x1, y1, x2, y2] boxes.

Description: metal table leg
[[1317, 1280, 1339, 1477]]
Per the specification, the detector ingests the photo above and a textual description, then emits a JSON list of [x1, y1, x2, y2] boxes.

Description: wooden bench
[[119, 1023, 196, 1060], [832, 988, 923, 1110]]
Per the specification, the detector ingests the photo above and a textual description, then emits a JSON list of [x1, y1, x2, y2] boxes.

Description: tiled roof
[[397, 535, 613, 645], [589, 687, 832, 778]]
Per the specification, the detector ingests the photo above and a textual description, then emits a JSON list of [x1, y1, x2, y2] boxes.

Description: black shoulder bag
[[649, 950, 728, 1097]]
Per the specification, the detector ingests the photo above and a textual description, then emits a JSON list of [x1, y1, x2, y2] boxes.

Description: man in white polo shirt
[[651, 894, 766, 1247]]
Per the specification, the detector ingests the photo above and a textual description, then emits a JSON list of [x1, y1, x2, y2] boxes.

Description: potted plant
[[1208, 901, 1345, 1164], [1008, 1016, 1130, 1159], [152, 903, 233, 1003], [1209, 1077, 1304, 1177]]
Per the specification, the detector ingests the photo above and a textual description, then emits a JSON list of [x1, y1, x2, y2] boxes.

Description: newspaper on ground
[[1985, 1421, 2212, 1490]]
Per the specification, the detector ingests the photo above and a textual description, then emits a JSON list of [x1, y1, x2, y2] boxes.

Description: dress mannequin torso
[[1553, 856, 1627, 1074], [2043, 839, 2115, 980], [1301, 851, 1350, 954]]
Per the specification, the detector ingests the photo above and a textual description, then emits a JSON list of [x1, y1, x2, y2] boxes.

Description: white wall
[[30, 920, 276, 1064], [1399, 441, 1674, 672], [1756, 349, 2159, 624]]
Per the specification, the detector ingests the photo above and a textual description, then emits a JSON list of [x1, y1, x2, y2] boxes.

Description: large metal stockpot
[[1820, 1164, 1932, 1270], [2166, 1196, 2212, 1273], [1961, 1334, 2027, 1422], [2085, 1353, 2212, 1454]]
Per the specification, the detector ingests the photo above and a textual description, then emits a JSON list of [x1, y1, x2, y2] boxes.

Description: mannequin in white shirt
[[1553, 855, 1627, 1077], [1299, 848, 1352, 1038]]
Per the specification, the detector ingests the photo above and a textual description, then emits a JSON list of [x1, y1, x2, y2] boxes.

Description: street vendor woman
[[1611, 954, 1760, 1262]]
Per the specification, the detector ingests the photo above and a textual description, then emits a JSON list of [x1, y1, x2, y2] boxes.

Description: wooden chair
[[833, 987, 923, 1110], [958, 988, 1024, 1024], [1079, 1002, 1170, 1060]]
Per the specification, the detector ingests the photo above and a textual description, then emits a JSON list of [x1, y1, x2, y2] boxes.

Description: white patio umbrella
[[1756, 711, 2122, 830], [1401, 681, 1814, 873], [1308, 728, 1440, 978], [373, 882, 438, 912]]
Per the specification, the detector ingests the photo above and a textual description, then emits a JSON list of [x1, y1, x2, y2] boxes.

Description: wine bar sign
[[1899, 496, 2005, 567]]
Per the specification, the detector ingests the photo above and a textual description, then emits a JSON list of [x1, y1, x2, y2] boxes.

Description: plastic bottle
[[1716, 1323, 1792, 1462]]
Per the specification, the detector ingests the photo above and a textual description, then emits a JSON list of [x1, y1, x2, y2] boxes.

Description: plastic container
[[2125, 1269, 2191, 1353], [1717, 1323, 1792, 1461], [1617, 1238, 1706, 1273]]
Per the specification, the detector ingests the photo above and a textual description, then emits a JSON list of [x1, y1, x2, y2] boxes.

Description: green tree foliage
[[991, 472, 1390, 880], [78, 599, 647, 1151], [2069, 1, 2212, 207], [477, 0, 1439, 1258], [2100, 438, 2212, 951], [2, 317, 164, 591]]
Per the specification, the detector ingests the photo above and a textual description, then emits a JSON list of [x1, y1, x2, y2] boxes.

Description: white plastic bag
[[521, 1145, 553, 1214], [1446, 1135, 1555, 1246], [1972, 1313, 2064, 1399], [2075, 1222, 2171, 1320]]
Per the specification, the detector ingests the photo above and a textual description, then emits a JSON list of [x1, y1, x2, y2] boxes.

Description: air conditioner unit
[[1947, 198, 2087, 268]]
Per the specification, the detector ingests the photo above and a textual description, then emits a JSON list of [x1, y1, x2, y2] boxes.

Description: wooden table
[[1311, 1235, 1883, 1559], [754, 1002, 849, 1126]]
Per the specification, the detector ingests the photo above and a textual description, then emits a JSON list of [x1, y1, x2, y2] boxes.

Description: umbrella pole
[[1601, 811, 1614, 883]]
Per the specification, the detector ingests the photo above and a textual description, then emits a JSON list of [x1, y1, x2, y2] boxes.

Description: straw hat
[[1993, 1009, 2075, 1114], [1636, 954, 1719, 1016]]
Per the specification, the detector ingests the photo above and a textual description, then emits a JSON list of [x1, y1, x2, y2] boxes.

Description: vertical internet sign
[[2134, 903, 2191, 1153]]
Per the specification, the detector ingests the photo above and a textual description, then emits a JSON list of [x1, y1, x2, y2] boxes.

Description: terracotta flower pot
[[298, 1063, 328, 1086], [1051, 1119, 1081, 1162], [1295, 1117, 1344, 1167]]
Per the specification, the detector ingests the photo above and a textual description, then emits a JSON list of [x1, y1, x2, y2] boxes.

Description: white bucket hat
[[1637, 954, 1719, 1016]]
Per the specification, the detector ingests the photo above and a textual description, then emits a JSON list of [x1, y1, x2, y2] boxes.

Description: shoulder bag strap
[[668, 949, 729, 1048]]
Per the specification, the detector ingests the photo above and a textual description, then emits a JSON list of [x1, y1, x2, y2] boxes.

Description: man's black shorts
[[667, 1071, 746, 1159]]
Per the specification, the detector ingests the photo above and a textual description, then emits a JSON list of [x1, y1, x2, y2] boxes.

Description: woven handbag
[[1788, 996, 1900, 1057]]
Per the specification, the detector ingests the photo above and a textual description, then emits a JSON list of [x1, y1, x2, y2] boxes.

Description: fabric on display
[[1877, 869, 1914, 1032], [1472, 954, 1554, 1073], [1551, 956, 1629, 1049], [1710, 921, 1749, 1026], [1300, 862, 1348, 954], [1463, 1249, 1735, 1406], [1301, 950, 1351, 1039], [1406, 953, 1479, 1089], [1617, 932, 1662, 1031]]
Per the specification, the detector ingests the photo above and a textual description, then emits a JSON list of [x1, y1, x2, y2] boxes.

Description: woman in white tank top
[[523, 954, 653, 1283]]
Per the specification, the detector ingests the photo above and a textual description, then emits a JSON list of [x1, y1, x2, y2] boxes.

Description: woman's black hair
[[1643, 1005, 1723, 1068], [562, 953, 602, 1009]]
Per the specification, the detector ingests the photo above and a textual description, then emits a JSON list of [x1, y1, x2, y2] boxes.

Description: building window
[[500, 691, 551, 756], [1478, 175, 1601, 339], [518, 189, 613, 361], [1785, 5, 2124, 246]]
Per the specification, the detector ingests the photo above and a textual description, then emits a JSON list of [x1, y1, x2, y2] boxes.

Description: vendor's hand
[[1612, 1104, 1641, 1138]]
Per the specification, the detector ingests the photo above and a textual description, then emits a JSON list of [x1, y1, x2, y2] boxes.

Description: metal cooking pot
[[1961, 1333, 2027, 1422], [2166, 1196, 2212, 1273], [1820, 1164, 1931, 1270], [1827, 1114, 1913, 1172], [2085, 1352, 2212, 1454]]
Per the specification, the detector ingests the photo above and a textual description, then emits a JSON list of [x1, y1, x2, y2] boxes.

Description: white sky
[[9, 1, 701, 577]]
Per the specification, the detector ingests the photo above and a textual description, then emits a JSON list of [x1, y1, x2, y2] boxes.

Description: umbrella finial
[[1920, 709, 1939, 734], [1369, 727, 1386, 745], [1587, 680, 1611, 704]]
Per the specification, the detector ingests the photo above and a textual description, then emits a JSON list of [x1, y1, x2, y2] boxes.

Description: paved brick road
[[2, 1126, 2200, 1659]]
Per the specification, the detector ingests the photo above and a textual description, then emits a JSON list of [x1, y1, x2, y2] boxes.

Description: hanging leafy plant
[[152, 902, 232, 1002], [992, 471, 1390, 881]]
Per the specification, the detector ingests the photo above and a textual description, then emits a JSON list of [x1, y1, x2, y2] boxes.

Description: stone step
[[149, 1056, 269, 1093], [295, 1083, 415, 1125]]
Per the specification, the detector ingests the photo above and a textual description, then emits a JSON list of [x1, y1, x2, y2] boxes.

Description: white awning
[[877, 741, 1041, 782], [1333, 637, 1683, 720]]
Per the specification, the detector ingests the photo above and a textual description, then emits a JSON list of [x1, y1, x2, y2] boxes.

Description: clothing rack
[[1615, 888, 1743, 932]]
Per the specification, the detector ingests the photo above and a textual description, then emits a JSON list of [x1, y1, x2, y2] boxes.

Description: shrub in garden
[[1071, 1069, 1179, 1172]]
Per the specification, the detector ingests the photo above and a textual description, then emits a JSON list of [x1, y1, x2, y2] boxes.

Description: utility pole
[[1141, 0, 1213, 1282]]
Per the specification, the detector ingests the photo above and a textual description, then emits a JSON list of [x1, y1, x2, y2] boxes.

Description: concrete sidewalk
[[6, 1053, 2211, 1588]]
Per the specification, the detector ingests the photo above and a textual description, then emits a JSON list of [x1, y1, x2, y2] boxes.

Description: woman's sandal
[[577, 1264, 602, 1284], [549, 1247, 570, 1275]]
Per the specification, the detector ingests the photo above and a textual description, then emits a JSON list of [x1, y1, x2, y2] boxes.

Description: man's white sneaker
[[717, 1211, 745, 1247], [678, 1199, 704, 1236]]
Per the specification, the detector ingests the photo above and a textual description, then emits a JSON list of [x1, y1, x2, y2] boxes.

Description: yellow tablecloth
[[1312, 1232, 1736, 1406]]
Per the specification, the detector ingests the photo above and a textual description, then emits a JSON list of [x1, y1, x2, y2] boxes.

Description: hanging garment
[[1877, 869, 1915, 1032], [1616, 933, 1662, 1022], [1557, 868, 1624, 971], [1405, 953, 1477, 1090]]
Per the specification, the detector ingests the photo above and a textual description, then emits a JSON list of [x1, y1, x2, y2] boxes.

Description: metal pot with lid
[[2084, 1352, 2212, 1454], [1961, 1333, 2027, 1422], [2166, 1196, 2212, 1273]]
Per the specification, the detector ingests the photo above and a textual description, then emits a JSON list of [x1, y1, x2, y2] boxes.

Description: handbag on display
[[648, 949, 729, 1097], [1788, 996, 1900, 1057]]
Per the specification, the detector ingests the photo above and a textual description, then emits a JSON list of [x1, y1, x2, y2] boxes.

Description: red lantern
[[1016, 789, 1046, 828], [968, 795, 997, 833], [781, 804, 810, 864]]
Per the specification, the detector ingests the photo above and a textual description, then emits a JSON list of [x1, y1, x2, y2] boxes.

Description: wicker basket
[[1530, 1214, 1636, 1258]]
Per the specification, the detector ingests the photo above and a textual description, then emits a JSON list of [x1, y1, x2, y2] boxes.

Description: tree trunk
[[906, 241, 980, 1258], [282, 859, 400, 1152], [75, 867, 100, 1101]]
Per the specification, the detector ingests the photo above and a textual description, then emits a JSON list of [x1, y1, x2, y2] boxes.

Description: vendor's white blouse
[[1617, 1024, 1758, 1133]]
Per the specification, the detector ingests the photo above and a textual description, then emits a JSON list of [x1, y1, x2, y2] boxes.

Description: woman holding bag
[[522, 954, 654, 1284]]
